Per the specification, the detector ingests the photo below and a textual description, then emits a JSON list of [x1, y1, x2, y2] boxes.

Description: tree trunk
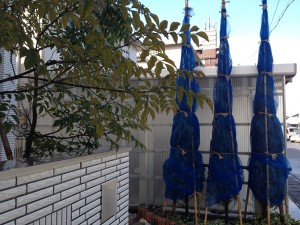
[[0, 119, 14, 160], [24, 72, 38, 158]]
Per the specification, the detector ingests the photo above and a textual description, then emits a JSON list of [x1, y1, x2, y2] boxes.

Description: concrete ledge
[[0, 147, 132, 181]]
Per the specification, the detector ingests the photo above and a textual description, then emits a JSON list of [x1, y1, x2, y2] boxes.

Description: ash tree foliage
[[0, 0, 211, 159]]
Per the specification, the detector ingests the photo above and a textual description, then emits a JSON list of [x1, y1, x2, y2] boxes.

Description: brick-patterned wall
[[0, 147, 131, 225]]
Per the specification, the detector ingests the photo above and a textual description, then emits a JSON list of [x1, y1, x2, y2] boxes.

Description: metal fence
[[128, 64, 296, 215]]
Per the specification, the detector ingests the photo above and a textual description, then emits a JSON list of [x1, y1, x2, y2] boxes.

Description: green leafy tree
[[0, 0, 212, 159]]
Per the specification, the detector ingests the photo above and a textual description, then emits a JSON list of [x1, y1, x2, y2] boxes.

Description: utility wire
[[270, 0, 281, 28], [246, 0, 295, 62], [270, 0, 295, 35]]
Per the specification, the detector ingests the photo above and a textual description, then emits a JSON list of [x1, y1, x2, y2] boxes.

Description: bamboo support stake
[[244, 186, 250, 219], [279, 204, 285, 225], [194, 192, 199, 225], [172, 200, 176, 215], [162, 198, 166, 216], [222, 0, 225, 8], [198, 193, 202, 219], [237, 194, 243, 225], [204, 207, 208, 225], [267, 205, 271, 225]]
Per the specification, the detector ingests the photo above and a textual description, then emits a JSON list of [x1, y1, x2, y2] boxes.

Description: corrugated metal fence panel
[[128, 75, 285, 213]]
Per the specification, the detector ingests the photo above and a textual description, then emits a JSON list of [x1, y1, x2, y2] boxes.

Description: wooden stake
[[225, 200, 229, 224], [172, 200, 176, 215], [162, 198, 166, 216], [204, 207, 208, 225], [198, 193, 202, 219], [222, 0, 226, 8], [244, 186, 250, 219], [279, 204, 285, 225], [267, 205, 271, 225], [237, 195, 243, 225], [184, 196, 189, 217], [194, 192, 198, 225]]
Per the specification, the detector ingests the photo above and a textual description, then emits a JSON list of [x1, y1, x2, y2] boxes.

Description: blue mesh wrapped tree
[[247, 0, 291, 222], [204, 2, 244, 224], [163, 2, 205, 215]]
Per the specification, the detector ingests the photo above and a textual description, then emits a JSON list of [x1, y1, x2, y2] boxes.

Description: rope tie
[[259, 39, 269, 44], [177, 109, 189, 117], [220, 36, 229, 39], [215, 112, 230, 117], [261, 71, 273, 76], [259, 112, 274, 117], [221, 0, 230, 9], [218, 74, 230, 80], [221, 12, 228, 17], [266, 153, 278, 160], [177, 145, 187, 155], [260, 3, 267, 9], [183, 44, 191, 48], [252, 152, 284, 160], [212, 151, 224, 160]]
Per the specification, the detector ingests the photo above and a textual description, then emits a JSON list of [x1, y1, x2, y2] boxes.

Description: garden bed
[[133, 206, 300, 225]]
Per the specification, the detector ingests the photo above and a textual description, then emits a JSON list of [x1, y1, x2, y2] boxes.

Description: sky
[[139, 0, 300, 116]]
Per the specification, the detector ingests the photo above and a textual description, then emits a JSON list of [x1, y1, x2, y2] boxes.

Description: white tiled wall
[[0, 147, 131, 225]]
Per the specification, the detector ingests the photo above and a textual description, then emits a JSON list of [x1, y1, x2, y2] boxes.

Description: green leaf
[[155, 61, 163, 77], [150, 13, 159, 26], [90, 108, 98, 116], [36, 64, 47, 75], [79, 0, 94, 19], [3, 122, 13, 134], [180, 23, 190, 32], [69, 13, 81, 28], [169, 22, 180, 31], [61, 15, 69, 29], [190, 25, 200, 32], [24, 51, 40, 70], [48, 7, 57, 22], [131, 0, 140, 9], [148, 107, 155, 120], [51, 0, 59, 5], [170, 32, 178, 44], [51, 37, 61, 47], [147, 56, 157, 71], [134, 102, 143, 117], [145, 15, 153, 29], [96, 123, 105, 138], [187, 91, 194, 109], [159, 20, 168, 30], [179, 34, 187, 46], [197, 31, 209, 42], [132, 11, 140, 29], [191, 34, 200, 47], [165, 64, 175, 75], [141, 108, 148, 125], [177, 87, 184, 103], [149, 101, 159, 113], [121, 6, 129, 20]]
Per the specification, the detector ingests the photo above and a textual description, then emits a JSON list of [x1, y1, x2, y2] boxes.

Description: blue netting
[[163, 6, 205, 201], [206, 7, 244, 207], [248, 0, 291, 207]]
